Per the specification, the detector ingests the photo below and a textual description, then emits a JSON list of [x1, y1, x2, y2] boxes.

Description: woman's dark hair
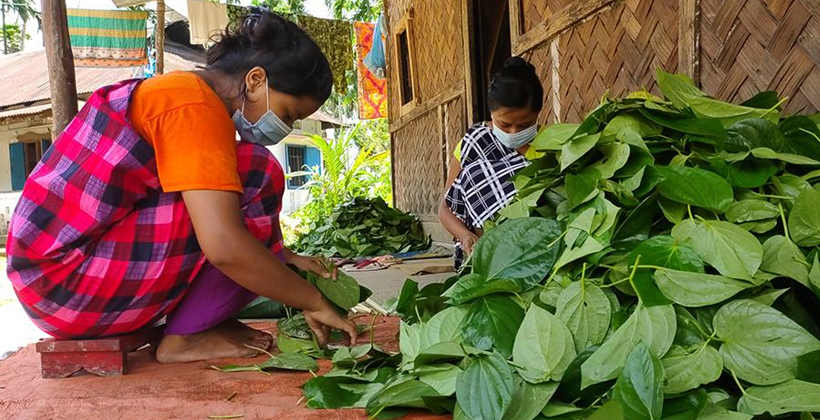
[[487, 57, 544, 113], [206, 8, 333, 103]]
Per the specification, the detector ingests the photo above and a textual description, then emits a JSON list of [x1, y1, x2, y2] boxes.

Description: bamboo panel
[[700, 0, 820, 113], [412, 0, 464, 103], [558, 0, 678, 122], [444, 96, 466, 172], [521, 0, 569, 33], [527, 43, 558, 124], [393, 109, 445, 215]]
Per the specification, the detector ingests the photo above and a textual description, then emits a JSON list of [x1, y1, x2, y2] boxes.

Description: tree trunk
[[2, 7, 8, 55], [155, 0, 165, 75], [41, 0, 78, 137], [20, 17, 26, 51]]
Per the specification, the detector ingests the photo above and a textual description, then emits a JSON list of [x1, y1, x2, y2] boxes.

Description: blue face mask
[[493, 123, 538, 149], [232, 77, 292, 146]]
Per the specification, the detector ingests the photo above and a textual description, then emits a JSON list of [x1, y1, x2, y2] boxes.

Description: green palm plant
[[289, 123, 390, 220], [0, 0, 39, 54]]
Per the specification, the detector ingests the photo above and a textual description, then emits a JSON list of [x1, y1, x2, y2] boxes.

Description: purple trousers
[[164, 250, 285, 335]]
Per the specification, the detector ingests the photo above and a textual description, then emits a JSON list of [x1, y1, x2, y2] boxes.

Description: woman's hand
[[304, 298, 358, 346], [288, 252, 337, 280], [458, 231, 480, 255]]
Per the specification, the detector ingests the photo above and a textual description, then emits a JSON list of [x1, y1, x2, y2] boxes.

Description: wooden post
[[678, 0, 700, 83], [41, 0, 78, 137], [155, 0, 165, 75]]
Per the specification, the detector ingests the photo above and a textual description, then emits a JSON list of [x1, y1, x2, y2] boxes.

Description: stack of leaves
[[293, 197, 431, 258], [299, 70, 820, 420]]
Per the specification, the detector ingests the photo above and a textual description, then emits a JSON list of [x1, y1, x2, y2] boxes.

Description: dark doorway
[[471, 0, 513, 123]]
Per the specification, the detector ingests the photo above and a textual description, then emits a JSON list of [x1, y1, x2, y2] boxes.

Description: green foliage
[[292, 196, 429, 258], [288, 123, 398, 256], [297, 70, 820, 419], [253, 0, 307, 15], [1, 23, 25, 54]]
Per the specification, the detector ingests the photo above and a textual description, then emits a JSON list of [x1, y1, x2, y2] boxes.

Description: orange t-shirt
[[129, 71, 243, 193]]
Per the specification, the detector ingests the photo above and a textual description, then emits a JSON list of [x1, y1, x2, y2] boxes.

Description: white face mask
[[232, 76, 292, 146], [493, 123, 538, 149]]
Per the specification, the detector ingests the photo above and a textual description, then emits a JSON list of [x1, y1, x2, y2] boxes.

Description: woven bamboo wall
[[700, 0, 820, 114], [556, 0, 679, 121], [393, 111, 445, 215], [526, 43, 558, 124]]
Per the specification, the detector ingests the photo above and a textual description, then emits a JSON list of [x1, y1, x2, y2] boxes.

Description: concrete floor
[[346, 265, 452, 304], [0, 317, 452, 420]]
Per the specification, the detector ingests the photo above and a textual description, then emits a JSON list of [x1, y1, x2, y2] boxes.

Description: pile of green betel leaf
[[296, 70, 820, 419], [293, 196, 431, 258]]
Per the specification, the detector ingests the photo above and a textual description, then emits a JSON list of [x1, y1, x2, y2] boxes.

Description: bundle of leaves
[[293, 196, 431, 258], [299, 70, 820, 419]]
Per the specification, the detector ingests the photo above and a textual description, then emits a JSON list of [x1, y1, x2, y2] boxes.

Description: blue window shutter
[[305, 146, 321, 173], [10, 143, 25, 191]]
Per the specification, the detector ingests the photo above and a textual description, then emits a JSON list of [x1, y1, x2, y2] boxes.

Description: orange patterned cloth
[[354, 22, 387, 120]]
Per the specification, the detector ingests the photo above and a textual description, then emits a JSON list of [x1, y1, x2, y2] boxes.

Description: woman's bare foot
[[156, 320, 272, 364], [218, 319, 274, 350]]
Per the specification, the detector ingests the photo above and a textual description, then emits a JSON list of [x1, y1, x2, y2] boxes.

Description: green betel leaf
[[737, 380, 820, 416], [601, 113, 662, 141], [472, 218, 563, 290], [689, 97, 779, 126], [661, 389, 709, 420], [555, 281, 612, 352], [456, 352, 515, 420], [501, 377, 559, 420], [561, 133, 601, 171], [751, 147, 820, 165], [309, 271, 361, 311], [462, 295, 525, 358], [365, 379, 441, 415], [656, 69, 705, 109], [725, 199, 780, 224], [725, 118, 784, 152], [581, 304, 676, 388], [628, 235, 703, 307], [699, 405, 753, 420], [760, 235, 810, 287], [414, 341, 467, 366], [789, 188, 820, 247], [612, 343, 664, 420], [654, 269, 752, 307], [714, 299, 820, 385], [797, 349, 820, 384], [671, 219, 763, 280], [591, 143, 631, 179], [531, 123, 579, 151], [661, 344, 723, 394], [416, 363, 462, 396], [513, 305, 577, 383], [655, 166, 734, 213], [399, 321, 422, 365], [418, 306, 468, 351], [303, 376, 366, 409], [565, 168, 601, 210], [443, 275, 521, 305], [258, 352, 319, 372]]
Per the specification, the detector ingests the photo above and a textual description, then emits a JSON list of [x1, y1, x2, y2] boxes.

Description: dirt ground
[[0, 316, 451, 420]]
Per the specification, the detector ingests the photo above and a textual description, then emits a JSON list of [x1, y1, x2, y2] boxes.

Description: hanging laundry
[[187, 0, 229, 46], [363, 14, 386, 79], [297, 15, 353, 95], [354, 22, 387, 120], [226, 4, 249, 29], [67, 9, 148, 68]]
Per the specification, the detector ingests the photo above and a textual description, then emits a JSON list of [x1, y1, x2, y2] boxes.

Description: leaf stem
[[687, 205, 694, 221], [627, 255, 641, 295], [730, 369, 749, 397], [779, 203, 790, 241]]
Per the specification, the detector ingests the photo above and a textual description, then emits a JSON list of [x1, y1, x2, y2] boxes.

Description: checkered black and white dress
[[445, 123, 529, 267]]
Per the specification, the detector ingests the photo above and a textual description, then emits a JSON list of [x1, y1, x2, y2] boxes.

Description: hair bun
[[503, 56, 529, 69]]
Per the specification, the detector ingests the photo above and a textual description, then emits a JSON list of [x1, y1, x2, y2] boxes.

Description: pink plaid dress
[[7, 80, 285, 339]]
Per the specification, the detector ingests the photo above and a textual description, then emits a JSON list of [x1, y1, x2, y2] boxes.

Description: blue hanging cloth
[[363, 14, 386, 79]]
